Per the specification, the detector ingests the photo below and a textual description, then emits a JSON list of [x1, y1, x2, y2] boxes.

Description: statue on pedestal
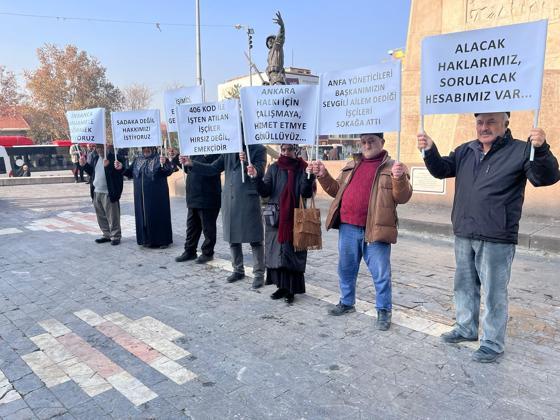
[[265, 11, 286, 85]]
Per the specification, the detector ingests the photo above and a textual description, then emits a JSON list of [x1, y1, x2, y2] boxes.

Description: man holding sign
[[79, 144, 124, 245], [312, 133, 412, 330], [417, 113, 559, 362], [180, 144, 267, 289]]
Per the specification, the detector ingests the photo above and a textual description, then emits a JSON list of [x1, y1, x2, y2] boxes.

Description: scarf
[[276, 155, 308, 243]]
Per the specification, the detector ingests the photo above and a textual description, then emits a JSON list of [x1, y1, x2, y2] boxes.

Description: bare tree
[[122, 83, 153, 110], [223, 83, 242, 100]]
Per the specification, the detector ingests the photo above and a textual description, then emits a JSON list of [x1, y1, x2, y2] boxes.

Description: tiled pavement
[[0, 182, 559, 419]]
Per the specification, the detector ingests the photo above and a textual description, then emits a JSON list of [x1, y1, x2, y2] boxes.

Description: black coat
[[173, 154, 221, 209], [255, 162, 315, 272], [83, 152, 124, 203], [122, 154, 174, 247], [424, 129, 560, 244]]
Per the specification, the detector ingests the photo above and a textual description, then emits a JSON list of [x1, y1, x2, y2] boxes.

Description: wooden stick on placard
[[530, 109, 539, 162], [420, 115, 426, 159]]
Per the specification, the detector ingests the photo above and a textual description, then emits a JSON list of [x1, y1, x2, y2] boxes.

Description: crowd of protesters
[[77, 113, 560, 363]]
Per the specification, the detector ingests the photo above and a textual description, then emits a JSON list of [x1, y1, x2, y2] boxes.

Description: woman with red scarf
[[247, 144, 316, 304]]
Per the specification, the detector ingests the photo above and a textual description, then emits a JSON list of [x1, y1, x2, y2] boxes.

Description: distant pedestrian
[[16, 164, 31, 177], [115, 147, 174, 248], [248, 144, 315, 304], [70, 143, 85, 183]]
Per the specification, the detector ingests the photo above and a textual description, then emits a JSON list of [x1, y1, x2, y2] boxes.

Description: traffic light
[[248, 34, 253, 49]]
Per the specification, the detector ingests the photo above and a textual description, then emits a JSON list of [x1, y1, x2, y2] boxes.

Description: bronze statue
[[265, 11, 286, 85]]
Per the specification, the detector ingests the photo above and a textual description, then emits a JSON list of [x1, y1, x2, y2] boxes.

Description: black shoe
[[175, 252, 197, 262], [472, 346, 503, 363], [376, 309, 392, 331], [251, 277, 264, 289], [111, 239, 120, 246], [95, 237, 111, 244], [227, 272, 245, 283], [328, 302, 356, 316], [270, 289, 288, 300], [441, 330, 478, 344], [284, 293, 294, 304], [196, 254, 213, 264]]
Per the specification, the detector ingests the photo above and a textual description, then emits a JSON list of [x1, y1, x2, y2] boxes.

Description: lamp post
[[235, 24, 254, 86]]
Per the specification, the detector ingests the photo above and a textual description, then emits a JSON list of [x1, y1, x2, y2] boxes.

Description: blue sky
[[0, 0, 411, 106]]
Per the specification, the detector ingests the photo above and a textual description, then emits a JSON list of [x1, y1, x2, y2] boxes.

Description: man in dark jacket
[[174, 153, 222, 264], [79, 144, 124, 245], [181, 145, 267, 289], [418, 112, 560, 363]]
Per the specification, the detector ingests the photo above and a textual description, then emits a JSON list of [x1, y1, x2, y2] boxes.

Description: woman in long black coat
[[116, 147, 174, 248], [248, 144, 315, 304]]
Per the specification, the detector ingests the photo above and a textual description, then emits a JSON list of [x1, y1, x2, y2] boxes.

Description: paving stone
[[1, 182, 560, 418]]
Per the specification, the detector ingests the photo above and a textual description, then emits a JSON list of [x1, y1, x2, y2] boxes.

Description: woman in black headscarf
[[247, 144, 315, 304], [115, 147, 174, 248]]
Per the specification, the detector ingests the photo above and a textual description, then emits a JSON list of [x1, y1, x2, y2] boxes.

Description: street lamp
[[235, 24, 254, 86], [387, 48, 405, 60]]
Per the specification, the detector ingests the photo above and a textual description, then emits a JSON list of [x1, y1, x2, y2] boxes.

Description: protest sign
[[240, 85, 318, 146], [319, 61, 401, 135], [176, 99, 242, 156], [111, 109, 162, 149], [164, 86, 204, 132], [421, 20, 548, 115], [66, 108, 106, 144]]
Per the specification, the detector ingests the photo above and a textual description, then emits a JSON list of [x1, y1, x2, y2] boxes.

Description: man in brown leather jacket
[[311, 133, 412, 330]]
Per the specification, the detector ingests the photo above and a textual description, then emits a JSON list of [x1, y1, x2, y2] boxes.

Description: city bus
[[0, 137, 73, 177]]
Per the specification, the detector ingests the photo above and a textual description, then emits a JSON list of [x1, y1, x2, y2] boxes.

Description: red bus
[[0, 136, 73, 177]]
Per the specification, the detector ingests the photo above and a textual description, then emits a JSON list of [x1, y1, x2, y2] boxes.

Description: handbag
[[293, 195, 322, 252], [262, 203, 279, 227]]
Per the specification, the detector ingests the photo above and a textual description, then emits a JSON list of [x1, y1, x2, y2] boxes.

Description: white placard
[[410, 167, 446, 195], [164, 86, 204, 132], [421, 20, 548, 115], [111, 109, 162, 148], [176, 99, 242, 156], [319, 61, 401, 135], [66, 108, 106, 144], [240, 85, 318, 146]]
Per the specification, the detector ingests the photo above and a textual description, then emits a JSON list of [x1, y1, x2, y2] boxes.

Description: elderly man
[[79, 144, 124, 245], [417, 112, 560, 362], [312, 133, 412, 330]]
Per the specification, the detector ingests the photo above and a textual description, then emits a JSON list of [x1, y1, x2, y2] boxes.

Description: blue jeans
[[453, 236, 516, 353], [337, 223, 392, 310]]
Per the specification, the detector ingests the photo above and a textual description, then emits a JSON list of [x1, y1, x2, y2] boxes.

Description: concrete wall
[[398, 0, 560, 217]]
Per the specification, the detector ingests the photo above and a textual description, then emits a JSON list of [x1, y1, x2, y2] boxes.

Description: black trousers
[[74, 162, 85, 181], [184, 207, 219, 257]]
